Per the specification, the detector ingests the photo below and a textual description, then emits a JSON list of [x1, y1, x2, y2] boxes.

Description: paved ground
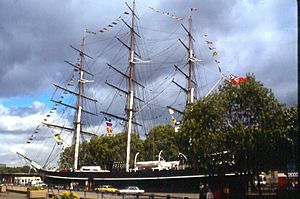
[[0, 192, 27, 199], [4, 185, 200, 199]]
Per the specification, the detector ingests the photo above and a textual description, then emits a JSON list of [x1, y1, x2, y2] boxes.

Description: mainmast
[[73, 31, 86, 170], [125, 0, 136, 173]]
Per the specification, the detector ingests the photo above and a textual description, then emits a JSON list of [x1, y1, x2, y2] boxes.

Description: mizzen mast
[[187, 16, 195, 104], [176, 15, 199, 105]]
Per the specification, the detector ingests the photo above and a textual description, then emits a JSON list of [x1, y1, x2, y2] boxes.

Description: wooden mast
[[174, 14, 198, 107], [73, 31, 86, 170], [125, 0, 136, 172], [187, 15, 194, 104]]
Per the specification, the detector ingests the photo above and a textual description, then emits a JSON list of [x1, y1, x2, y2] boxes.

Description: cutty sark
[[17, 0, 241, 193]]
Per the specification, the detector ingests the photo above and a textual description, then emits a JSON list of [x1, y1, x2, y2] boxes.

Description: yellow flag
[[212, 51, 218, 56], [55, 135, 62, 142], [171, 116, 177, 124]]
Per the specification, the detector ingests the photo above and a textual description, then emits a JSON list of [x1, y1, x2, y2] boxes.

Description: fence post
[[84, 190, 87, 199], [166, 194, 170, 199], [149, 193, 154, 199]]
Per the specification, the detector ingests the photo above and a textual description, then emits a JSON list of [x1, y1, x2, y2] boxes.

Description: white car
[[117, 186, 144, 194]]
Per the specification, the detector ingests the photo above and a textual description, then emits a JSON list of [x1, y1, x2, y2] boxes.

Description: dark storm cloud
[[0, 1, 70, 97], [0, 0, 119, 98]]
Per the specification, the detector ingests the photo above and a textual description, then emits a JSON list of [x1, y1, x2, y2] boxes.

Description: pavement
[[3, 185, 200, 199], [0, 192, 27, 199]]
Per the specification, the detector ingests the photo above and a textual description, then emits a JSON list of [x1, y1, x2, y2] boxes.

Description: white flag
[[169, 108, 175, 115]]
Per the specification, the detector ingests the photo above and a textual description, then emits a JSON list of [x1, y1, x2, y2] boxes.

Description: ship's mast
[[187, 16, 195, 104], [73, 31, 86, 170], [125, 0, 136, 172], [174, 14, 198, 107]]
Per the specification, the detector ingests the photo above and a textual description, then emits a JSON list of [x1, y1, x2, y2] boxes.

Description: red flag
[[231, 76, 250, 85], [239, 77, 250, 84]]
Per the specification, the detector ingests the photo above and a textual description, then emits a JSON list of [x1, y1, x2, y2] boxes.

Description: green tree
[[0, 166, 31, 174], [59, 146, 74, 169], [178, 74, 293, 176], [144, 124, 179, 161], [59, 132, 144, 170], [282, 106, 298, 168], [177, 92, 228, 171]]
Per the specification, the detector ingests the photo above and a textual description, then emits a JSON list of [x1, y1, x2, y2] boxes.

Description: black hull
[[38, 169, 248, 194]]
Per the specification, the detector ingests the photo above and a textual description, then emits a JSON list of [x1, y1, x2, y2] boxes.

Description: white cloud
[[0, 101, 46, 132]]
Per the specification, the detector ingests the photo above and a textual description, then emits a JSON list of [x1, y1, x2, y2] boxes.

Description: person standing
[[199, 183, 207, 199], [206, 188, 214, 199]]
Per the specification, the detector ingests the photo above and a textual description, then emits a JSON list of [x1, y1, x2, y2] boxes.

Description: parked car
[[95, 185, 118, 193], [117, 186, 144, 194]]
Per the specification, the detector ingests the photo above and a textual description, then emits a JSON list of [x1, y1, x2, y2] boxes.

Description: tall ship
[[17, 0, 238, 193]]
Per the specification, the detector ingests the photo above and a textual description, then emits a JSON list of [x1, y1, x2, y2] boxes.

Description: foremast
[[126, 0, 136, 172]]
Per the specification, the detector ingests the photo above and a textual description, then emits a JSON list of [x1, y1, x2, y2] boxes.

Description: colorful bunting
[[107, 128, 112, 133], [105, 117, 113, 134], [146, 5, 183, 20], [205, 40, 213, 44], [203, 35, 225, 75], [54, 133, 63, 145], [99, 11, 130, 33], [104, 117, 111, 122], [212, 51, 218, 56], [85, 29, 96, 35]]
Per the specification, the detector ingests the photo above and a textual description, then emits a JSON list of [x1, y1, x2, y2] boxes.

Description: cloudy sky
[[0, 0, 297, 167]]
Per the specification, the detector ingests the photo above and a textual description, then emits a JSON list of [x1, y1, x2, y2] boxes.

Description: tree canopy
[[177, 74, 296, 174]]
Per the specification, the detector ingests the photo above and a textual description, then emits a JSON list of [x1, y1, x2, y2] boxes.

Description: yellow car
[[95, 185, 118, 193]]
